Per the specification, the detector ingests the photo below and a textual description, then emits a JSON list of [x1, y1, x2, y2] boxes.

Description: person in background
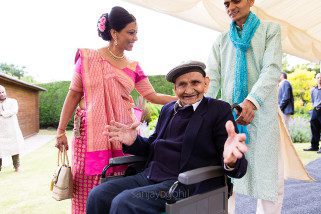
[[206, 0, 284, 213], [278, 72, 294, 129], [304, 73, 321, 153], [86, 61, 248, 214], [0, 85, 23, 172], [55, 6, 176, 214]]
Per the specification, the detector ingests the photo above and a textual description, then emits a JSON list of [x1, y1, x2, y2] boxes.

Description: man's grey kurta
[[206, 21, 282, 201]]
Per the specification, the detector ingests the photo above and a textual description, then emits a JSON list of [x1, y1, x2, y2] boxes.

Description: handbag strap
[[57, 148, 61, 166], [64, 146, 70, 166], [57, 145, 70, 167]]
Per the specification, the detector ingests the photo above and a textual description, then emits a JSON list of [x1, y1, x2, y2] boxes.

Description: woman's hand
[[55, 132, 69, 151]]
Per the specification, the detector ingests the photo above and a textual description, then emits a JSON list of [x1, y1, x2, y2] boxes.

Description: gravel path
[[2, 134, 54, 167], [235, 158, 321, 214]]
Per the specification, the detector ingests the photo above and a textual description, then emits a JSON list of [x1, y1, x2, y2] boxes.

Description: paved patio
[[2, 134, 54, 167]]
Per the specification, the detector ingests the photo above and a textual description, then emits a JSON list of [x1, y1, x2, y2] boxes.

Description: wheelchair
[[100, 155, 230, 214]]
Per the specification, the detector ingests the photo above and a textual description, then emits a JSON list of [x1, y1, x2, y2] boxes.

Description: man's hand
[[103, 120, 140, 146], [236, 99, 256, 125], [223, 121, 248, 167]]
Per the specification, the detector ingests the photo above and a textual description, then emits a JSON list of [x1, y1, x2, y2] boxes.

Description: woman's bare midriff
[[79, 98, 86, 110]]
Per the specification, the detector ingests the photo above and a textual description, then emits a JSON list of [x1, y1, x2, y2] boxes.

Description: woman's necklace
[[107, 46, 125, 60]]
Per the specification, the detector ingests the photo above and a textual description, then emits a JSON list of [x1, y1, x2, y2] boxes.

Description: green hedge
[[38, 81, 73, 129], [131, 75, 174, 101], [38, 75, 174, 128]]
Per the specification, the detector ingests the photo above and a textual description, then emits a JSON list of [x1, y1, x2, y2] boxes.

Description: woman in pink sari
[[55, 6, 176, 214]]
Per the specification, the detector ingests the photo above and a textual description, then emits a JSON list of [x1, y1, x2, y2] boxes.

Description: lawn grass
[[0, 131, 72, 214], [293, 142, 321, 165], [0, 133, 320, 213]]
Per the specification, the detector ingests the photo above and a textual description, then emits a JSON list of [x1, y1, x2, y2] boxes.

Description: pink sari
[[70, 48, 155, 213]]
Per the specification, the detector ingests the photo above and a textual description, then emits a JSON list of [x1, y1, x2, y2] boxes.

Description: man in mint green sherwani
[[206, 0, 283, 213]]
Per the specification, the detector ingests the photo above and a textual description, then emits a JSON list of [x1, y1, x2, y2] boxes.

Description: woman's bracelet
[[57, 127, 66, 132], [56, 132, 66, 139]]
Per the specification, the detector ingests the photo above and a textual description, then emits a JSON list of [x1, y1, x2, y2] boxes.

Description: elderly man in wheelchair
[[86, 61, 248, 214]]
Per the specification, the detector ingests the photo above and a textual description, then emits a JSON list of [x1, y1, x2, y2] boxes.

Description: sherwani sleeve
[[206, 34, 222, 99], [1, 99, 18, 118], [246, 24, 282, 109]]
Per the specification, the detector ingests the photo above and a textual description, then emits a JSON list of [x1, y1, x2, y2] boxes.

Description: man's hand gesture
[[236, 99, 255, 125], [103, 120, 140, 146], [223, 121, 248, 167]]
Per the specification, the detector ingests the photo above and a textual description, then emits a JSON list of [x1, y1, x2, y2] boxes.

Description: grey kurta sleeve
[[246, 24, 282, 109], [206, 34, 222, 99]]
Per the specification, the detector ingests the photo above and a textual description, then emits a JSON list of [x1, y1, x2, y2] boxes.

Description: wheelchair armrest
[[178, 166, 224, 185], [101, 155, 147, 180], [109, 155, 147, 166]]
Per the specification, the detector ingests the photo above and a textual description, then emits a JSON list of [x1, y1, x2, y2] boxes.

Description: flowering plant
[[98, 16, 107, 32], [289, 116, 311, 143]]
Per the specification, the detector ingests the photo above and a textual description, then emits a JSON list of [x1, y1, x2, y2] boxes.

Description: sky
[[0, 0, 310, 83]]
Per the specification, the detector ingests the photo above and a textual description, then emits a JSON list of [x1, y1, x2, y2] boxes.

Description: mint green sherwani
[[206, 22, 282, 201]]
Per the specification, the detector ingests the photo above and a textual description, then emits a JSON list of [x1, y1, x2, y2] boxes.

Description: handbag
[[50, 145, 73, 201]]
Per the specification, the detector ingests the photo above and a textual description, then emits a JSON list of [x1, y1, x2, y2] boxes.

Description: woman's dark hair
[[97, 6, 136, 41]]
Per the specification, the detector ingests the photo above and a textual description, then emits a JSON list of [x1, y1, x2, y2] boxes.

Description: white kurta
[[206, 22, 282, 201], [0, 98, 23, 158]]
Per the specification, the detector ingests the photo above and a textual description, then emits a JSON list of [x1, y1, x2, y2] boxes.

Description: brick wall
[[1, 82, 40, 137]]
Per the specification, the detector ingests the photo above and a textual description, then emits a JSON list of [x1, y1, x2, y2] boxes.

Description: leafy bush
[[149, 75, 175, 95], [288, 69, 315, 115], [288, 116, 311, 143], [38, 81, 72, 129], [141, 102, 162, 124], [137, 103, 161, 138], [294, 100, 312, 115], [148, 117, 158, 131]]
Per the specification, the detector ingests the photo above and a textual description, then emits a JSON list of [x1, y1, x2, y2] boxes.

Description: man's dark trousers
[[310, 108, 321, 149], [86, 172, 188, 214]]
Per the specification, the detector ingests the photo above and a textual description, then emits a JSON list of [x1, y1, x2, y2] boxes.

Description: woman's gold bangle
[[56, 132, 66, 139]]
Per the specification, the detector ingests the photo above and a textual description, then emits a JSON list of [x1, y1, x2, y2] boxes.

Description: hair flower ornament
[[98, 16, 107, 32]]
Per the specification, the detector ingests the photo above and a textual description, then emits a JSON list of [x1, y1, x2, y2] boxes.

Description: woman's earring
[[114, 34, 118, 46]]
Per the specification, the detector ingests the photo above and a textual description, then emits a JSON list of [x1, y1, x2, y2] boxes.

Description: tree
[[282, 53, 290, 73], [289, 63, 320, 74], [0, 63, 37, 83], [0, 63, 25, 79]]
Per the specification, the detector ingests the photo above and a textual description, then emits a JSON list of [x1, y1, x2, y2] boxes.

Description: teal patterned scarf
[[229, 12, 260, 144]]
